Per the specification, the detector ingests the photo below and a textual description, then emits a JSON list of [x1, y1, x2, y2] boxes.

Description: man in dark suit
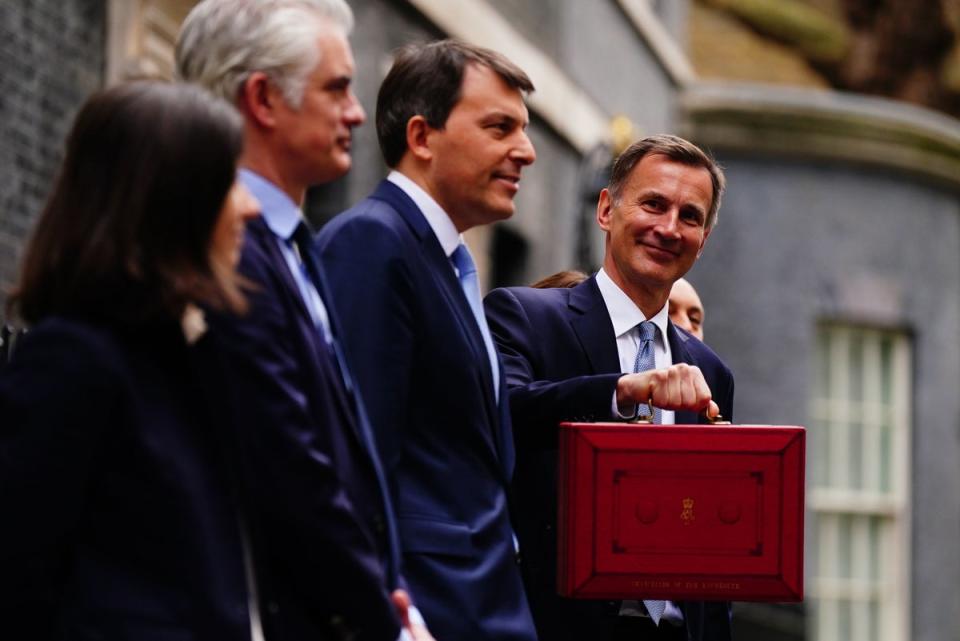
[[176, 2, 426, 640], [315, 41, 538, 641], [485, 135, 735, 641]]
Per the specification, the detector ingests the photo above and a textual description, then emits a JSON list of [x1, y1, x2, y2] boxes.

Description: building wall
[[0, 0, 105, 314], [690, 155, 960, 641], [2, 4, 958, 639], [0, 0, 684, 300], [561, 0, 678, 139], [319, 0, 609, 288]]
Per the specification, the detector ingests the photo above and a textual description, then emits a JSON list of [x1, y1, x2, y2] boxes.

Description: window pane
[[837, 599, 851, 641], [837, 514, 852, 579], [879, 416, 892, 493], [880, 337, 894, 400], [869, 517, 881, 582], [848, 418, 863, 491], [812, 421, 830, 488], [809, 325, 909, 641], [849, 333, 864, 403]]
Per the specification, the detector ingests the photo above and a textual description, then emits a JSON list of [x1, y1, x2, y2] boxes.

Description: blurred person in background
[[532, 272, 705, 341], [668, 277, 704, 341], [530, 270, 588, 290], [0, 80, 261, 640]]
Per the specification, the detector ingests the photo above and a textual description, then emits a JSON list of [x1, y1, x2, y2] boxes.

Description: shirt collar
[[239, 168, 303, 241], [595, 267, 670, 341], [387, 170, 462, 257]]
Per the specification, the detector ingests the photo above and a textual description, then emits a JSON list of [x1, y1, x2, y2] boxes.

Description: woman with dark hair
[[0, 81, 261, 639]]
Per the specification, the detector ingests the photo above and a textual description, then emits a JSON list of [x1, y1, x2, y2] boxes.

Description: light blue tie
[[632, 320, 666, 624], [451, 243, 500, 403], [633, 321, 663, 424]]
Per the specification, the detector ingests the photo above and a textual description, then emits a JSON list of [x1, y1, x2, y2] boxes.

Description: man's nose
[[509, 130, 536, 166], [344, 91, 366, 127], [655, 210, 682, 238]]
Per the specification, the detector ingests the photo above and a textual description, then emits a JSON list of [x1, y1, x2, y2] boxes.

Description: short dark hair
[[376, 39, 534, 167], [8, 81, 245, 326], [608, 134, 726, 230]]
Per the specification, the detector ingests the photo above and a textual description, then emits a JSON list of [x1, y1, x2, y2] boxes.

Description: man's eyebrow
[[635, 189, 666, 203], [324, 74, 353, 89], [480, 110, 529, 127]]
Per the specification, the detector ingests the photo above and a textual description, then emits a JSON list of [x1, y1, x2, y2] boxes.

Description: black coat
[[0, 317, 252, 640]]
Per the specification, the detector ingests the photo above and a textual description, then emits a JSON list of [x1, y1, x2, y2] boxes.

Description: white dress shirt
[[595, 268, 675, 424], [387, 171, 460, 255], [386, 170, 500, 397], [595, 268, 685, 626], [239, 169, 333, 343]]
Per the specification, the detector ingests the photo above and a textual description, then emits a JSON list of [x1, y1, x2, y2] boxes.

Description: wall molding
[[681, 82, 960, 190], [616, 0, 696, 87]]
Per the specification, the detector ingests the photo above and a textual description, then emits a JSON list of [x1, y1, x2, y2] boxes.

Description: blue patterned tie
[[632, 320, 666, 624], [633, 320, 663, 424], [451, 243, 500, 402]]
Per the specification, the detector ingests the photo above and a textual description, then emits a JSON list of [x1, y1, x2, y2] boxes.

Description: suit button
[[267, 601, 279, 615]]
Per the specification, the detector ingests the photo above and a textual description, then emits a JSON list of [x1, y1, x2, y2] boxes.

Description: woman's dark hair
[[7, 80, 245, 326]]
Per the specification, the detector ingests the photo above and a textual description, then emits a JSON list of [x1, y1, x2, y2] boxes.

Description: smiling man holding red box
[[485, 134, 734, 641]]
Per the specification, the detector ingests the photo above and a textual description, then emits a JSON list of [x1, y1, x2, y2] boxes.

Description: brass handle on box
[[628, 400, 732, 425], [707, 414, 731, 425], [628, 400, 656, 424]]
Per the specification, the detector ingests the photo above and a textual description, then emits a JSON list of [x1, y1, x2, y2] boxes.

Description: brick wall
[[0, 0, 105, 317]]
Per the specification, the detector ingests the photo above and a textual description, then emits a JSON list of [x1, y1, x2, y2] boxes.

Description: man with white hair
[[176, 3, 425, 640]]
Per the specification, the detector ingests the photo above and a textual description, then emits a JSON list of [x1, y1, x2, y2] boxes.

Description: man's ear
[[405, 115, 434, 162], [238, 72, 279, 129], [596, 188, 614, 232]]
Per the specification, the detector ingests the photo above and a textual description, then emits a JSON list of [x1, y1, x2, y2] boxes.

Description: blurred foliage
[[703, 0, 849, 63], [695, 0, 960, 119]]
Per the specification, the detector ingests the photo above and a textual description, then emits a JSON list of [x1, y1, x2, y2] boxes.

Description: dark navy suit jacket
[[0, 317, 253, 641], [315, 180, 537, 641], [208, 215, 403, 641], [484, 277, 735, 641]]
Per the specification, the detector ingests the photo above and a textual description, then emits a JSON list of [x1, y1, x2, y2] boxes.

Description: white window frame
[[808, 323, 911, 641]]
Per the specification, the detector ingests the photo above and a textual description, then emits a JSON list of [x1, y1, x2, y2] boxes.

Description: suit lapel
[[570, 278, 704, 426], [568, 277, 621, 375], [373, 181, 505, 466], [251, 218, 368, 439], [248, 218, 317, 343]]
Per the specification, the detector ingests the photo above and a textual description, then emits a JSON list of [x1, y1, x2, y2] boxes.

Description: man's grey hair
[[175, 0, 353, 109]]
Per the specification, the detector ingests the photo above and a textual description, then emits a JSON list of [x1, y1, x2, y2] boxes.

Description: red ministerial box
[[557, 422, 805, 602]]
